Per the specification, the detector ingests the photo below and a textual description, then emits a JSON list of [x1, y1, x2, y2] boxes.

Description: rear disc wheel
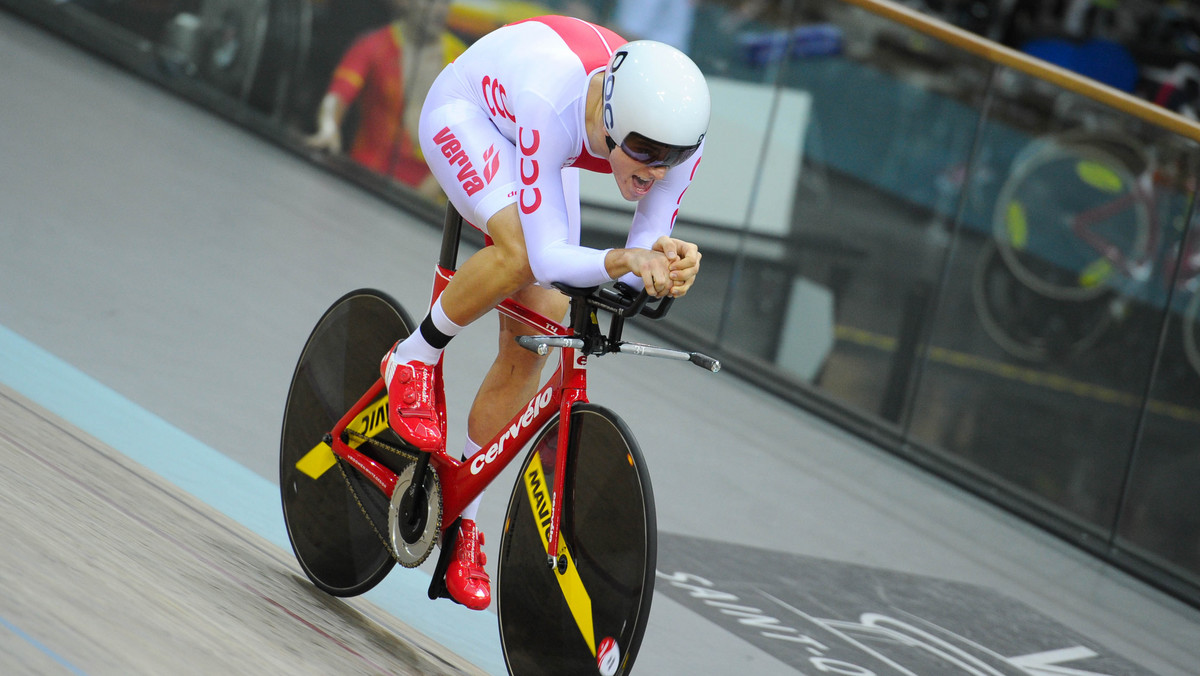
[[279, 288, 414, 597]]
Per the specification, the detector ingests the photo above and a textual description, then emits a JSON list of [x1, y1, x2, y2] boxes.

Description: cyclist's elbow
[[526, 254, 558, 289]]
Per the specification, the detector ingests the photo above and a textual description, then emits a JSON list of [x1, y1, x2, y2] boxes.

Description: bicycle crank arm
[[619, 342, 721, 373], [516, 335, 584, 355]]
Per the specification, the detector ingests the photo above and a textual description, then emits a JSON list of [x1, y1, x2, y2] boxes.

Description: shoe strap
[[394, 363, 438, 419], [457, 523, 486, 568]]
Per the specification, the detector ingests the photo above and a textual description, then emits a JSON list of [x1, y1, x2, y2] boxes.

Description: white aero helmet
[[602, 40, 710, 168]]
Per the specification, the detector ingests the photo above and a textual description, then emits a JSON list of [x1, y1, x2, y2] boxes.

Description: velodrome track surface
[[3, 10, 1200, 675], [0, 383, 481, 675]]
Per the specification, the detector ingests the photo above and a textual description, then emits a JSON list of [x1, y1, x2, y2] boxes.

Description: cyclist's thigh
[[419, 74, 518, 233]]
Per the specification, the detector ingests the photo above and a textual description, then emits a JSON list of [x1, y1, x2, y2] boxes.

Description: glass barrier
[[913, 76, 1192, 536], [768, 4, 993, 419], [5, 0, 1199, 605], [1114, 146, 1200, 585]]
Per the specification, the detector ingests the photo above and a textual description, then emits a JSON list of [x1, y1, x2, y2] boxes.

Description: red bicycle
[[279, 206, 719, 676]]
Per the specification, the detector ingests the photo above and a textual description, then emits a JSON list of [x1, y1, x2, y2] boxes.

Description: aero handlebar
[[516, 282, 721, 373]]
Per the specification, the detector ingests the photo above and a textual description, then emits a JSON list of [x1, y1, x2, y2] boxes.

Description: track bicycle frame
[[325, 208, 590, 563], [326, 290, 580, 561]]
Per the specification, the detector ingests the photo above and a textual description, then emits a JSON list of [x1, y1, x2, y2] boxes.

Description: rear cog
[[388, 463, 441, 567]]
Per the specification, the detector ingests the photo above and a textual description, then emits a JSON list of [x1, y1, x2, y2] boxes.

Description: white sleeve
[[617, 140, 705, 288], [516, 95, 614, 288]]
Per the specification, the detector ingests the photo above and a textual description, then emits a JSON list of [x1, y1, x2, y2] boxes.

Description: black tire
[[497, 404, 656, 676], [280, 288, 414, 597]]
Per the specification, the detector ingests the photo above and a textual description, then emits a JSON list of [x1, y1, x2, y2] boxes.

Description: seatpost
[[568, 295, 592, 336], [439, 204, 463, 271]]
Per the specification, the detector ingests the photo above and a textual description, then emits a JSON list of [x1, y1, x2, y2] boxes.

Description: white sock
[[390, 295, 464, 365], [460, 436, 485, 523]]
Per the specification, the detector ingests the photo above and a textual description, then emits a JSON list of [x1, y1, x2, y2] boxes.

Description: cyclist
[[380, 15, 709, 610]]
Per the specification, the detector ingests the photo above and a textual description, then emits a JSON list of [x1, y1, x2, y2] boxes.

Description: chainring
[[388, 463, 442, 568]]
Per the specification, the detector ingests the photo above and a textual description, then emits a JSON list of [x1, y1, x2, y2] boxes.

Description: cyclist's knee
[[497, 319, 548, 368], [518, 285, 569, 324], [496, 295, 562, 373], [485, 205, 536, 286]]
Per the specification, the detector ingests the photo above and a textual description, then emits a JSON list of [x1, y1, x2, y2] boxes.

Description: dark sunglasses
[[605, 131, 701, 168]]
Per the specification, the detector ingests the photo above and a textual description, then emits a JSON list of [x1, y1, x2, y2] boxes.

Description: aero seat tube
[[440, 204, 464, 271]]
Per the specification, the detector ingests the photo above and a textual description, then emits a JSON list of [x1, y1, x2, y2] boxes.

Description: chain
[[337, 430, 432, 560], [345, 429, 421, 464], [337, 461, 392, 552]]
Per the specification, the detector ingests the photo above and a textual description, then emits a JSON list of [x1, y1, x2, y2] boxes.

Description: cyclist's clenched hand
[[654, 236, 702, 298], [625, 248, 674, 297], [605, 243, 699, 298]]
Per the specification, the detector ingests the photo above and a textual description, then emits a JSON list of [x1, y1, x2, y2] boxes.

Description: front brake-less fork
[[545, 389, 586, 570]]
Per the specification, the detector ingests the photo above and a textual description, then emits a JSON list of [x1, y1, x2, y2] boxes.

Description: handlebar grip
[[516, 336, 551, 355], [689, 353, 721, 373], [623, 290, 650, 317], [611, 281, 675, 319]]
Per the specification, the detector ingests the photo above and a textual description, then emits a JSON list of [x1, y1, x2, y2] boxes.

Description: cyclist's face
[[608, 139, 669, 202]]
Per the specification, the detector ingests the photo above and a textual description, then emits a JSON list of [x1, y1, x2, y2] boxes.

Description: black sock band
[[419, 314, 454, 350]]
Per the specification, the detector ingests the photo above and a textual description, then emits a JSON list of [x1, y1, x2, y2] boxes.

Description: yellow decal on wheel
[[1076, 160, 1124, 194], [1006, 201, 1028, 250], [1080, 258, 1114, 288], [296, 396, 390, 480], [296, 441, 336, 480], [523, 452, 597, 656]]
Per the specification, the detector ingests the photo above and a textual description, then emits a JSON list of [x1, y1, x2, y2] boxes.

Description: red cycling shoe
[[446, 519, 491, 610], [380, 346, 444, 451]]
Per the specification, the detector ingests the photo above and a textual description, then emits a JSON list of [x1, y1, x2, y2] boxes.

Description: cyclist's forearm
[[525, 240, 612, 288]]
